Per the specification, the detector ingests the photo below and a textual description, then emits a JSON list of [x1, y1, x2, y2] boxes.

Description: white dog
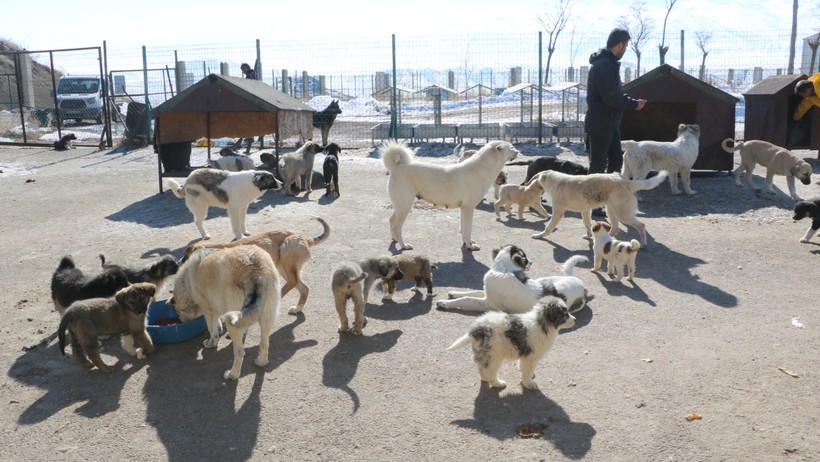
[[381, 140, 520, 250], [494, 178, 549, 220], [170, 245, 281, 380], [591, 221, 641, 282], [166, 168, 282, 240], [722, 138, 813, 201], [448, 297, 575, 390], [208, 154, 255, 172], [621, 124, 700, 196], [532, 170, 668, 246], [279, 141, 325, 196], [435, 244, 589, 314]]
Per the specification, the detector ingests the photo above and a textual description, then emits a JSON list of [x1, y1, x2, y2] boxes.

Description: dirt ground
[[1, 141, 819, 462]]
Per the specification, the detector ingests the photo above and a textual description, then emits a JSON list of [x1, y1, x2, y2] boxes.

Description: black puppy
[[508, 156, 589, 185], [51, 255, 130, 316], [793, 198, 820, 243], [323, 142, 342, 197], [54, 133, 77, 151], [259, 151, 282, 181]]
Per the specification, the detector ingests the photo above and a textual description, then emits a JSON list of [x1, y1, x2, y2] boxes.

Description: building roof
[[623, 64, 739, 103], [743, 74, 807, 96]]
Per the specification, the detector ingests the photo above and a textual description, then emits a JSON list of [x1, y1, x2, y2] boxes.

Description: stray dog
[[166, 168, 282, 240], [382, 140, 520, 250], [183, 216, 330, 314], [58, 283, 157, 373], [532, 170, 668, 246], [793, 198, 820, 243], [51, 255, 130, 316], [259, 151, 282, 181], [722, 138, 813, 201], [279, 141, 325, 196], [448, 297, 575, 390], [591, 221, 641, 282], [331, 256, 403, 335], [98, 254, 178, 296], [170, 245, 281, 380], [436, 244, 589, 314], [381, 254, 436, 299], [507, 156, 589, 185], [312, 100, 342, 146], [208, 153, 255, 172], [54, 133, 77, 151], [621, 124, 701, 196], [455, 144, 507, 199], [494, 177, 550, 220], [323, 142, 342, 197]]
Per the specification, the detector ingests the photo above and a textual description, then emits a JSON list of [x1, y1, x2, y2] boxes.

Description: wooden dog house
[[743, 74, 820, 151], [621, 64, 739, 171]]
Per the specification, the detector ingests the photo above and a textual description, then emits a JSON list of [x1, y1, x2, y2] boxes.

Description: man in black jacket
[[585, 28, 646, 176]]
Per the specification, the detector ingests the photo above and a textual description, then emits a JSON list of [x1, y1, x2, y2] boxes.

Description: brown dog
[[381, 254, 436, 299], [184, 217, 329, 314], [58, 283, 156, 373]]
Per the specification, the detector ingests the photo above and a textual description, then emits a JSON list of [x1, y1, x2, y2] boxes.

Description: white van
[[55, 75, 105, 124]]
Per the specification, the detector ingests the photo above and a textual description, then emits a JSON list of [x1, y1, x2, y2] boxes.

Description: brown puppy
[[331, 257, 403, 335], [184, 217, 329, 314], [58, 283, 156, 373], [494, 178, 549, 220], [381, 254, 436, 299]]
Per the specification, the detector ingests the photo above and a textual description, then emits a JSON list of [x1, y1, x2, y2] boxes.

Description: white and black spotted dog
[[54, 133, 77, 151], [448, 297, 575, 390], [591, 221, 641, 282], [435, 244, 589, 313], [793, 198, 820, 243]]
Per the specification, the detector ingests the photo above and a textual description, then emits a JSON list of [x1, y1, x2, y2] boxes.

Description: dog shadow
[[494, 214, 548, 231], [430, 248, 490, 290], [9, 338, 148, 425], [590, 272, 657, 307], [367, 288, 434, 321], [321, 329, 402, 414], [451, 386, 595, 458]]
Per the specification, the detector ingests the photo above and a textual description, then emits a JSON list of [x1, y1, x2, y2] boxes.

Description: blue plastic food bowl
[[146, 299, 207, 345]]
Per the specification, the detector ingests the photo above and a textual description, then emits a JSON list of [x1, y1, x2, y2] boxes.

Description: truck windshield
[[57, 78, 99, 94]]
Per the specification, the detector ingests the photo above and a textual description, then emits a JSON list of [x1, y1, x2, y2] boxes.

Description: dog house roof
[[743, 74, 807, 96], [623, 63, 739, 104]]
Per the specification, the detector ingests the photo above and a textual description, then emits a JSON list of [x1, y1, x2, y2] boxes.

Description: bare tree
[[807, 34, 820, 74], [789, 0, 799, 74], [538, 0, 575, 86], [616, 1, 655, 78], [695, 31, 712, 81], [462, 41, 474, 93], [658, 0, 678, 65]]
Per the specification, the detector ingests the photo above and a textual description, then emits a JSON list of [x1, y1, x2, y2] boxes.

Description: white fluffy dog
[[494, 178, 549, 220], [279, 141, 325, 196], [621, 124, 700, 196], [166, 168, 282, 240], [448, 297, 575, 390], [590, 221, 641, 282], [435, 244, 589, 314], [381, 140, 519, 250]]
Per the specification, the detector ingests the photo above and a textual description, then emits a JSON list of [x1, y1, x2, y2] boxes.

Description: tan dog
[[170, 245, 281, 380], [532, 170, 668, 246], [279, 141, 325, 196], [331, 257, 403, 335], [722, 138, 813, 201], [455, 144, 507, 199], [381, 254, 436, 299], [494, 178, 549, 220], [590, 221, 641, 282], [58, 283, 156, 373], [184, 217, 329, 315]]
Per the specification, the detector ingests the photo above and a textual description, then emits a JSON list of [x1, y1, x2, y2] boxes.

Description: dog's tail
[[630, 170, 668, 191], [380, 141, 413, 172], [721, 138, 743, 153], [505, 160, 535, 166], [628, 239, 641, 252], [57, 314, 72, 356], [306, 216, 331, 248], [165, 178, 186, 198], [560, 255, 589, 277], [453, 143, 464, 157], [56, 255, 76, 272], [221, 277, 280, 331], [447, 333, 473, 351]]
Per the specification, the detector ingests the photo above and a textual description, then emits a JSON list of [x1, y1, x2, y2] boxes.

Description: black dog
[[323, 142, 342, 197], [54, 133, 77, 151], [51, 255, 130, 316], [313, 100, 342, 146], [259, 151, 282, 181], [793, 198, 820, 243], [508, 156, 589, 185], [98, 253, 179, 293]]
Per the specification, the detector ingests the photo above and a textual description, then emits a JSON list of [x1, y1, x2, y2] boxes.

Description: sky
[[2, 0, 812, 52]]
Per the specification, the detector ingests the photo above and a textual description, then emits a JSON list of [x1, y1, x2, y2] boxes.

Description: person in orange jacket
[[789, 73, 820, 146]]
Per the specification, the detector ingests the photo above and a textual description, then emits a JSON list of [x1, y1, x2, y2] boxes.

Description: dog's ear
[[491, 248, 501, 259], [377, 259, 390, 277]]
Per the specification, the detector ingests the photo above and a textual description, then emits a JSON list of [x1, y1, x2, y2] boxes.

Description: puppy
[[53, 133, 77, 151], [436, 244, 589, 314], [182, 216, 330, 314], [323, 142, 341, 197], [448, 297, 575, 390], [455, 144, 508, 199], [793, 198, 820, 243], [279, 141, 325, 196], [208, 154, 255, 172], [259, 151, 282, 181], [621, 124, 701, 196], [51, 255, 130, 316], [170, 245, 281, 380], [507, 156, 589, 186], [591, 221, 641, 282], [98, 254, 179, 297], [58, 283, 157, 373], [381, 254, 436, 299], [532, 170, 668, 246], [331, 256, 403, 335], [166, 168, 282, 240], [722, 138, 813, 201], [382, 140, 519, 250], [494, 177, 549, 220]]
